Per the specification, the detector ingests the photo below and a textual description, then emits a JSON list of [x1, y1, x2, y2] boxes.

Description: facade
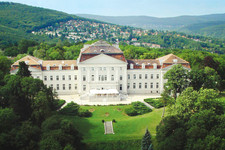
[[11, 41, 190, 101]]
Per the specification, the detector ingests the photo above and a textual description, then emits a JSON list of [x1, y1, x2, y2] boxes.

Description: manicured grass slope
[[63, 105, 163, 143]]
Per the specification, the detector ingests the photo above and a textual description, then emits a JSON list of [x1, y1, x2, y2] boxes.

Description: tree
[[156, 116, 186, 150], [160, 86, 172, 118], [188, 69, 205, 91], [0, 56, 11, 85], [142, 129, 152, 150], [0, 108, 18, 133], [16, 61, 31, 77], [156, 87, 225, 150], [204, 56, 219, 71], [203, 67, 220, 90], [164, 64, 189, 100]]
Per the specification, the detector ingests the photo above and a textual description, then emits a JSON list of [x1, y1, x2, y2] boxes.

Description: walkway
[[58, 94, 161, 106], [141, 101, 154, 109], [104, 121, 114, 134]]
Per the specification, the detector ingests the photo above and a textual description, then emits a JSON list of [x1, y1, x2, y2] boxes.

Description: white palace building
[[11, 41, 190, 102]]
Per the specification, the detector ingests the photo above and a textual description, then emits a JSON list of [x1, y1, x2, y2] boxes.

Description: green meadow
[[60, 105, 164, 149]]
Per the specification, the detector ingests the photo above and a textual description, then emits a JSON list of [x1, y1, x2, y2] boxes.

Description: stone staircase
[[104, 121, 114, 134]]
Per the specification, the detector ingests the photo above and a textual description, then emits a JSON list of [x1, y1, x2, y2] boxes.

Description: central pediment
[[79, 53, 127, 64]]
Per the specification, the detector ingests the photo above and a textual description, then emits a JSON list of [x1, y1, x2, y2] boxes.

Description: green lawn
[[62, 105, 164, 143]]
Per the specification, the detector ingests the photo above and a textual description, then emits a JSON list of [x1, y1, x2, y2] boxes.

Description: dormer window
[[173, 59, 178, 63], [59, 64, 62, 70], [47, 65, 50, 71], [25, 61, 29, 65], [142, 63, 145, 69], [153, 63, 157, 69], [71, 64, 74, 70], [130, 64, 134, 69], [100, 49, 105, 53]]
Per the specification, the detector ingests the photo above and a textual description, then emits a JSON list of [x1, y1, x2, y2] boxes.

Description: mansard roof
[[81, 40, 123, 54], [79, 40, 126, 62]]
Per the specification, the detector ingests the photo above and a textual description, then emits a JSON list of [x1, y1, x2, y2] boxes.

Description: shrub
[[78, 109, 92, 117], [131, 102, 152, 114], [125, 107, 138, 116], [144, 98, 164, 108], [112, 119, 116, 123], [54, 99, 66, 110], [125, 102, 152, 116], [59, 102, 80, 115]]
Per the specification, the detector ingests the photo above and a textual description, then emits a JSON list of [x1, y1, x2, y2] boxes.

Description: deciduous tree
[[164, 64, 189, 100]]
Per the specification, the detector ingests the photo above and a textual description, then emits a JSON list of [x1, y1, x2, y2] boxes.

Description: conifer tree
[[142, 129, 152, 150], [16, 61, 31, 77]]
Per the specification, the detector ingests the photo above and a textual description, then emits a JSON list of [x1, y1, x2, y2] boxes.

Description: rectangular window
[[83, 85, 86, 91], [112, 67, 114, 71], [91, 67, 94, 71], [50, 76, 53, 81], [120, 67, 122, 70], [69, 75, 71, 80], [82, 67, 86, 71], [120, 75, 122, 80], [99, 67, 102, 71], [151, 83, 153, 88], [63, 84, 65, 90], [127, 83, 130, 89], [128, 74, 130, 79], [133, 74, 136, 79], [99, 75, 101, 81], [56, 75, 59, 80], [156, 82, 159, 88], [74, 75, 77, 80], [151, 74, 153, 79], [157, 74, 159, 79], [145, 83, 147, 88], [145, 74, 148, 79], [101, 75, 104, 81], [69, 84, 71, 90], [139, 74, 142, 79], [37, 76, 39, 79], [120, 84, 122, 90], [104, 75, 107, 81], [111, 75, 114, 81], [91, 75, 94, 81], [75, 84, 77, 90], [103, 67, 106, 71], [51, 84, 53, 88], [139, 83, 142, 89], [57, 84, 59, 90], [133, 83, 136, 89], [83, 75, 86, 81], [44, 76, 47, 81], [62, 75, 65, 80]]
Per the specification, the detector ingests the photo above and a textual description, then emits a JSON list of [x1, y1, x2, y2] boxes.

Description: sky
[[2, 0, 225, 17]]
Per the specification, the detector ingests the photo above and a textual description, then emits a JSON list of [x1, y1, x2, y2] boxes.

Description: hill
[[77, 13, 225, 30], [77, 14, 225, 39], [179, 21, 225, 39], [0, 2, 89, 47], [0, 2, 225, 55]]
